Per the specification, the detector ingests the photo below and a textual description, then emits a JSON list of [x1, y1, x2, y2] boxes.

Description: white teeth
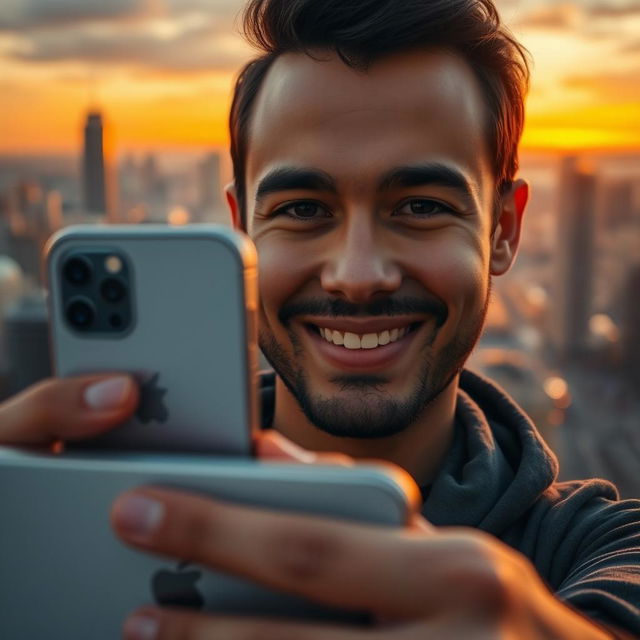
[[360, 333, 378, 349], [317, 325, 412, 349], [343, 332, 361, 349]]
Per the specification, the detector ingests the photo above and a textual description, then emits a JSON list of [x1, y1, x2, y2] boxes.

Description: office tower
[[0, 256, 25, 399], [139, 153, 168, 221], [140, 153, 160, 196], [118, 153, 145, 222], [621, 263, 640, 388], [46, 190, 63, 233], [550, 157, 597, 361], [598, 179, 635, 231], [2, 291, 51, 397], [3, 181, 47, 281], [197, 152, 225, 223], [82, 111, 106, 215], [82, 110, 116, 220]]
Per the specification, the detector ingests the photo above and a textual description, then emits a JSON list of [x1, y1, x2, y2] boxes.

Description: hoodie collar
[[423, 370, 559, 535]]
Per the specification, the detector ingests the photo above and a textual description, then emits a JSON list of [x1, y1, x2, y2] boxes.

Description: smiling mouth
[[308, 323, 422, 350]]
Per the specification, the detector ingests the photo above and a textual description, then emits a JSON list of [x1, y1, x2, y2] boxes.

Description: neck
[[271, 374, 459, 487]]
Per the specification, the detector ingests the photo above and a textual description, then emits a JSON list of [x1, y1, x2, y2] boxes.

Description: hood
[[423, 369, 559, 535]]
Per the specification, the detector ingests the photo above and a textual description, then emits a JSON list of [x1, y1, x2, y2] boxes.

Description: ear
[[224, 182, 243, 231], [490, 179, 529, 276]]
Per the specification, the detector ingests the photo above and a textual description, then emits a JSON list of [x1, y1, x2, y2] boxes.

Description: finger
[[123, 606, 381, 640], [111, 487, 439, 620], [409, 514, 432, 532], [124, 606, 491, 640], [0, 374, 138, 446], [256, 430, 354, 466], [255, 429, 318, 462]]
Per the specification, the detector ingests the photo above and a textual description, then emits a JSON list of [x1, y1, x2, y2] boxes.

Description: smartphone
[[0, 447, 420, 639], [45, 224, 258, 455]]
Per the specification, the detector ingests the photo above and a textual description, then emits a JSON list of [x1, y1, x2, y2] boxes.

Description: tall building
[[82, 110, 116, 220], [138, 153, 168, 222], [549, 157, 597, 361], [3, 181, 48, 282], [621, 263, 640, 388], [197, 152, 225, 223], [597, 179, 635, 231]]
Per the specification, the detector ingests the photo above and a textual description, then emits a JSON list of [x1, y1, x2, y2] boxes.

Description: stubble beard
[[260, 290, 490, 439]]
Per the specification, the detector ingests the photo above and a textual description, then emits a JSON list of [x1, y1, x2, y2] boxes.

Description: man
[[1, 0, 639, 638]]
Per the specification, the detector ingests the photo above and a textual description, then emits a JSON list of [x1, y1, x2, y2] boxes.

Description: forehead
[[246, 49, 493, 197]]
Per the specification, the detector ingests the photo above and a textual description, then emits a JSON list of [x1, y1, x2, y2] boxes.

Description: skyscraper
[[82, 110, 114, 219], [197, 152, 224, 223], [550, 157, 597, 361], [598, 179, 635, 231], [621, 263, 640, 388]]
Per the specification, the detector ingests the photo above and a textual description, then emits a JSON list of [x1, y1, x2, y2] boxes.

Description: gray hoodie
[[261, 369, 640, 636]]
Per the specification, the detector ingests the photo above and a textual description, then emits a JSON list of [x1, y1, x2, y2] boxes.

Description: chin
[[291, 369, 445, 439], [260, 319, 476, 438]]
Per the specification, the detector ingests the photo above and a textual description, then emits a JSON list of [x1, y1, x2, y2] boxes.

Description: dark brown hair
[[230, 0, 530, 227]]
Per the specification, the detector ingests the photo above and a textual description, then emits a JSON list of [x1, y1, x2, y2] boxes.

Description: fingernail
[[124, 613, 159, 640], [115, 494, 164, 540], [84, 376, 132, 411]]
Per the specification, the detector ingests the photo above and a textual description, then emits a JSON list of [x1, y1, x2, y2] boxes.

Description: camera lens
[[100, 278, 126, 303], [63, 256, 92, 286], [66, 299, 95, 330]]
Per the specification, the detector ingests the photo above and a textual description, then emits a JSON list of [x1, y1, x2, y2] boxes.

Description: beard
[[260, 289, 490, 439]]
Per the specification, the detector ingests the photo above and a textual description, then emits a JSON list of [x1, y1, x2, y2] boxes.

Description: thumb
[[256, 429, 353, 466], [0, 375, 138, 446]]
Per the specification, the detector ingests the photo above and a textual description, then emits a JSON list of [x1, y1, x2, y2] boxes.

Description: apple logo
[[136, 372, 168, 424], [152, 561, 204, 609]]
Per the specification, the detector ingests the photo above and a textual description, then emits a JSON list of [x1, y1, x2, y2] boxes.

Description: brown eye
[[394, 199, 454, 217], [410, 200, 439, 215], [273, 201, 331, 220], [293, 202, 321, 218]]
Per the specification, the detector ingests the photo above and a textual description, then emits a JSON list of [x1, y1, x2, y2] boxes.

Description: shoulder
[[517, 477, 640, 587]]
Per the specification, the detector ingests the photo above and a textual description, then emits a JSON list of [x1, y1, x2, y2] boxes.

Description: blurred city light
[[544, 377, 569, 401], [589, 313, 620, 343], [167, 206, 190, 226]]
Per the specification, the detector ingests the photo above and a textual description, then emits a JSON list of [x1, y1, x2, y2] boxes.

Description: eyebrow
[[255, 167, 337, 206], [378, 163, 479, 207], [254, 162, 478, 208]]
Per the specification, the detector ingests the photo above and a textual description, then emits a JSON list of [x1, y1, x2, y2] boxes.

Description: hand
[[0, 375, 138, 447], [112, 432, 611, 640]]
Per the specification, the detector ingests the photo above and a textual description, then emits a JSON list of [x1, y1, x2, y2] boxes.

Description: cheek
[[408, 237, 489, 309], [254, 237, 318, 326]]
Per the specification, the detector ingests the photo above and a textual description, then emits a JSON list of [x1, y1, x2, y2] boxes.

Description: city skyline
[[1, 0, 640, 154]]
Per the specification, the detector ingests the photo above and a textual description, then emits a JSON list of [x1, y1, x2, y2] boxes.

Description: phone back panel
[[46, 225, 258, 454], [0, 448, 418, 639]]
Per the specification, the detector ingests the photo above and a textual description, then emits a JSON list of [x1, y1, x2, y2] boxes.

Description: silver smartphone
[[0, 447, 420, 639], [45, 224, 258, 455]]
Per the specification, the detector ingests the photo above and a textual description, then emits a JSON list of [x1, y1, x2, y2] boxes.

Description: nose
[[320, 219, 402, 303]]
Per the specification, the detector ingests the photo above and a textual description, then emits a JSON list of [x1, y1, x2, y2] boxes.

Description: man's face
[[242, 49, 503, 438]]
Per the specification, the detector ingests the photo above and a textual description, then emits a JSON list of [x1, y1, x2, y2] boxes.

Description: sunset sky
[[1, 0, 639, 155]]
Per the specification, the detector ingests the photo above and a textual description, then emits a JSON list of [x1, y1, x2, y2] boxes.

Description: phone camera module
[[63, 256, 92, 286], [109, 313, 123, 328], [100, 278, 126, 303], [66, 298, 96, 330]]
